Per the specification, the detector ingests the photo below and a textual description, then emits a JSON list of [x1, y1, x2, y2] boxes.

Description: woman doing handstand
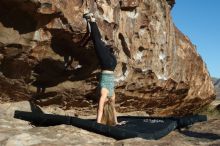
[[83, 13, 119, 125]]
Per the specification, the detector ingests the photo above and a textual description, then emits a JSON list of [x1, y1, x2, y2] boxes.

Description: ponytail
[[101, 99, 116, 126]]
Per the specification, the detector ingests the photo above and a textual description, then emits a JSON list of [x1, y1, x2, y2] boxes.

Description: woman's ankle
[[83, 12, 96, 22]]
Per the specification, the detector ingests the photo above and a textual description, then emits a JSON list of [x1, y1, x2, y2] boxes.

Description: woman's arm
[[111, 93, 118, 124]]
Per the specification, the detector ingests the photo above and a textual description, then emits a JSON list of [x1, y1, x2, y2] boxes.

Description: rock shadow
[[179, 130, 220, 140], [31, 58, 95, 97], [118, 33, 131, 58], [29, 100, 44, 114], [0, 0, 62, 34], [31, 58, 72, 97], [31, 29, 99, 99], [48, 28, 99, 81]]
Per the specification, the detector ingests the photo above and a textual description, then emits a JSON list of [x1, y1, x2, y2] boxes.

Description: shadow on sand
[[179, 130, 220, 140]]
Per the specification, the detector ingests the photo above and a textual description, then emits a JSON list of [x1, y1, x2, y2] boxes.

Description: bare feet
[[116, 121, 127, 126], [83, 12, 96, 22]]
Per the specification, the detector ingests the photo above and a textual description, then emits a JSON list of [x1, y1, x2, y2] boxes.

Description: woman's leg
[[89, 22, 111, 63], [84, 14, 117, 70], [89, 21, 102, 41], [90, 22, 117, 71]]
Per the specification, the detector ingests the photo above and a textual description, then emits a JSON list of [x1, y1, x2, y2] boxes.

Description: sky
[[171, 0, 220, 78]]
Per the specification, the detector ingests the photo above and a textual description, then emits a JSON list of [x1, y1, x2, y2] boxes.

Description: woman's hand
[[116, 121, 127, 125]]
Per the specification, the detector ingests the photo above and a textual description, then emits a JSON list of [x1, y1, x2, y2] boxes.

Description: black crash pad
[[14, 111, 207, 140]]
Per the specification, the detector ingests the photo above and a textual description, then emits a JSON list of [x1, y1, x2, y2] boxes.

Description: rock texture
[[0, 101, 220, 146], [166, 0, 175, 9], [0, 0, 215, 116]]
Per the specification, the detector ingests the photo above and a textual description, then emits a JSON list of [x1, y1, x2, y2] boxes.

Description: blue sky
[[171, 0, 220, 78]]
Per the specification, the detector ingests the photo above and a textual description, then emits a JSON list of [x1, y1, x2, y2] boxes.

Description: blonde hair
[[101, 99, 116, 126]]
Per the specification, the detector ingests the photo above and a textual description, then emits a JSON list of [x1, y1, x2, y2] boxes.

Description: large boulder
[[0, 0, 215, 116]]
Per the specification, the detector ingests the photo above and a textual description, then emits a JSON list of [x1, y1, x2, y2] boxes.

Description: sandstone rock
[[166, 0, 175, 9], [0, 0, 215, 116], [0, 101, 220, 146], [119, 0, 140, 10], [0, 76, 30, 102]]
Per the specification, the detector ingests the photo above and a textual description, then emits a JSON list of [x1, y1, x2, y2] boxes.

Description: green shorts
[[99, 72, 115, 97]]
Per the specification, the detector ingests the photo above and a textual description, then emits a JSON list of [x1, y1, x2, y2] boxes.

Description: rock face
[[0, 101, 220, 146], [166, 0, 176, 9], [0, 0, 215, 116]]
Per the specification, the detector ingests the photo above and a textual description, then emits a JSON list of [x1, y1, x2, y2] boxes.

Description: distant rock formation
[[213, 78, 220, 88], [212, 77, 220, 99], [0, 0, 215, 116]]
